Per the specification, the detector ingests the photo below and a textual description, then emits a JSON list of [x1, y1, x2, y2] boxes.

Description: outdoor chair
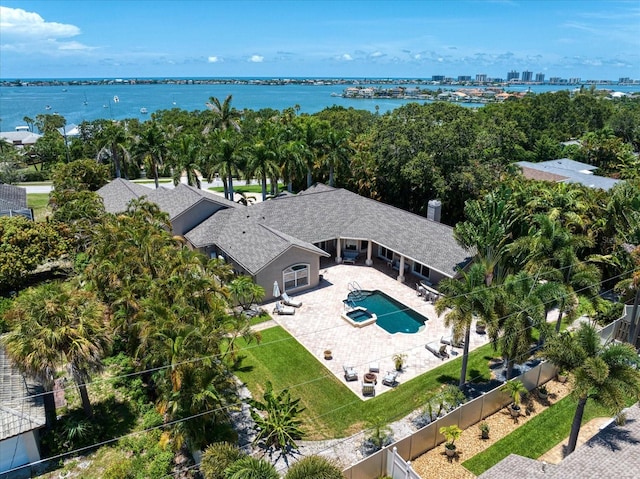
[[362, 381, 376, 397], [281, 292, 302, 308], [440, 334, 464, 348], [382, 371, 398, 387], [343, 365, 358, 382], [273, 301, 295, 315], [426, 342, 449, 360]]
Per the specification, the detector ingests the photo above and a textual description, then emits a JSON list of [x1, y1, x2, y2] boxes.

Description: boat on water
[[45, 105, 51, 110], [113, 95, 120, 103], [140, 107, 148, 114]]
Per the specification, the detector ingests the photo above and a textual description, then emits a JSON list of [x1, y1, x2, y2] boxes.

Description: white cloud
[[250, 55, 264, 62], [342, 53, 353, 61], [370, 51, 384, 58], [0, 6, 80, 40], [208, 56, 220, 63]]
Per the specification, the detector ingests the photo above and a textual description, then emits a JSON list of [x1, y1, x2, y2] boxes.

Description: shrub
[[102, 458, 135, 479], [200, 442, 246, 479], [284, 455, 344, 479], [224, 456, 279, 479]]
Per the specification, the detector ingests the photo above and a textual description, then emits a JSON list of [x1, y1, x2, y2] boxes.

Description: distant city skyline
[[1, 1, 639, 80]]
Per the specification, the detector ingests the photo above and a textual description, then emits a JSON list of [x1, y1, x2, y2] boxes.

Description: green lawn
[[27, 193, 51, 221], [462, 395, 612, 476], [235, 327, 496, 440]]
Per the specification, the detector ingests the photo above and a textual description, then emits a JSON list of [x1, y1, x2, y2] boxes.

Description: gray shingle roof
[[0, 346, 46, 441], [97, 180, 237, 218], [188, 185, 471, 278], [0, 184, 28, 209], [480, 403, 640, 479]]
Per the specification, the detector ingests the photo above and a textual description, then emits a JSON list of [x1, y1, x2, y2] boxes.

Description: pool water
[[346, 308, 374, 322], [345, 290, 427, 334]]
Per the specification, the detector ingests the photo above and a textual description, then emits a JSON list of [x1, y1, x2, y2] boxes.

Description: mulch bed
[[410, 379, 572, 479]]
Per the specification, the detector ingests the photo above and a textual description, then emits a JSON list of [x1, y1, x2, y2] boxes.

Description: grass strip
[[27, 193, 51, 220], [235, 326, 495, 439], [462, 395, 611, 476]]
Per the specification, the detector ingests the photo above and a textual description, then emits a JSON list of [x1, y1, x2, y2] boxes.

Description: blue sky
[[1, 0, 639, 80]]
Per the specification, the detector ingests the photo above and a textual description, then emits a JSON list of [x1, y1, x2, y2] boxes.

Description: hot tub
[[341, 306, 377, 328]]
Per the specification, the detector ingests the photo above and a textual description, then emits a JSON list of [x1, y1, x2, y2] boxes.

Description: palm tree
[[454, 190, 518, 286], [324, 128, 352, 187], [206, 129, 244, 200], [279, 139, 306, 192], [167, 133, 203, 188], [512, 214, 601, 332], [2, 282, 111, 418], [435, 263, 495, 388], [247, 124, 281, 201], [133, 121, 167, 189], [493, 272, 558, 379], [97, 120, 131, 178], [204, 94, 242, 133], [543, 323, 640, 455]]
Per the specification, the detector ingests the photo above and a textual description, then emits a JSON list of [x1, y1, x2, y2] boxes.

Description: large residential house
[[97, 180, 472, 300], [0, 347, 47, 476], [516, 158, 621, 191]]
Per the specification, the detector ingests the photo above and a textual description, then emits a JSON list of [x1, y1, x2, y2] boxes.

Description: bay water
[[1, 80, 638, 131]]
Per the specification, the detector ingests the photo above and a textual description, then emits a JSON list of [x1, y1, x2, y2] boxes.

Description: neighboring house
[[0, 346, 47, 477], [97, 181, 472, 300], [0, 131, 42, 149], [479, 402, 640, 478], [516, 158, 621, 191], [0, 184, 33, 220]]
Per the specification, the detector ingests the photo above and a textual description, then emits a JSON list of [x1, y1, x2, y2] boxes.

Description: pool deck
[[264, 260, 491, 399]]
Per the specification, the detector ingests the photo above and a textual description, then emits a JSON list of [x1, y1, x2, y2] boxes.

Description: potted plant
[[557, 369, 568, 383], [537, 385, 549, 400], [392, 353, 407, 371], [475, 320, 487, 334], [501, 379, 527, 417], [479, 421, 490, 439], [324, 350, 332, 360], [439, 424, 462, 457]]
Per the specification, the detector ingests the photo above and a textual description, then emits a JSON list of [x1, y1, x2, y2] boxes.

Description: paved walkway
[[538, 416, 612, 464], [262, 261, 491, 399]]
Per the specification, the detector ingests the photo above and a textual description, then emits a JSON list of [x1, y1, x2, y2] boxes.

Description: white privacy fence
[[342, 361, 558, 479]]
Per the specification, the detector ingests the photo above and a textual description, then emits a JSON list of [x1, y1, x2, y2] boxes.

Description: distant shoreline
[[1, 77, 638, 88]]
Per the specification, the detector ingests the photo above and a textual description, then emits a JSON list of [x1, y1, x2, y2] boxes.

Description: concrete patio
[[264, 259, 491, 399]]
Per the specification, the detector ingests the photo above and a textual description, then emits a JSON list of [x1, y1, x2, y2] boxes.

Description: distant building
[[457, 75, 472, 82], [569, 77, 581, 84], [507, 70, 520, 81], [619, 77, 632, 84], [431, 75, 445, 82], [535, 72, 545, 83], [515, 158, 622, 191], [549, 77, 565, 84], [521, 70, 533, 82], [475, 73, 487, 83]]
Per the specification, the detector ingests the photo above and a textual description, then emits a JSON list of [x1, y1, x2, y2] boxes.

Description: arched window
[[283, 263, 309, 290]]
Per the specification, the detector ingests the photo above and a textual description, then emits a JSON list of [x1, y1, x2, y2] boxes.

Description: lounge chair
[[362, 381, 376, 397], [382, 371, 398, 387], [440, 334, 464, 348], [273, 301, 295, 315], [426, 342, 450, 360], [343, 365, 358, 382], [281, 292, 302, 308]]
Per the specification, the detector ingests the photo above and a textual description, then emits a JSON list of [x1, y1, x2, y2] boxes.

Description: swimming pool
[[344, 290, 427, 334]]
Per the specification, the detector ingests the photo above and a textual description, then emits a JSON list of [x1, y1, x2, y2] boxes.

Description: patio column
[[365, 241, 373, 266], [335, 237, 342, 263], [397, 256, 405, 283]]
